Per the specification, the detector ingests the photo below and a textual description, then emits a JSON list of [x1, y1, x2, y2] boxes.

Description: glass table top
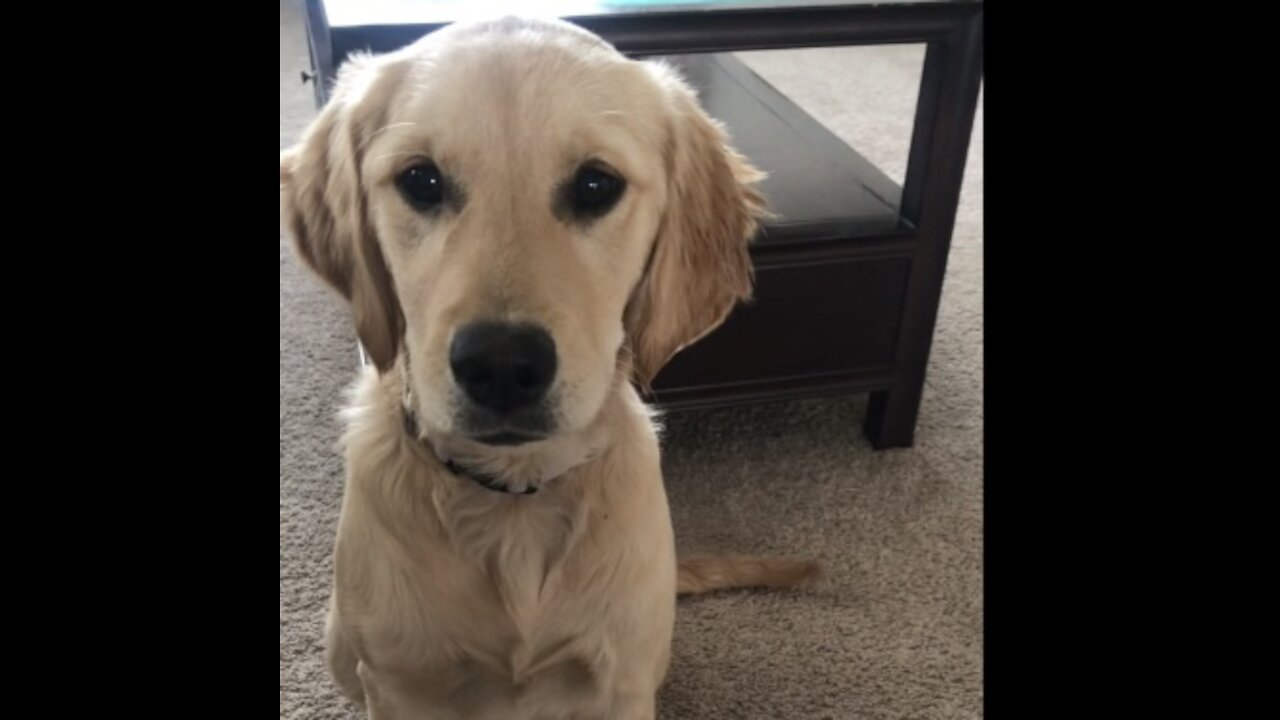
[[323, 0, 979, 28]]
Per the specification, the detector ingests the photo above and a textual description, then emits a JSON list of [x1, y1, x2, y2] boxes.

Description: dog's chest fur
[[349, 491, 612, 702], [331, 370, 672, 712]]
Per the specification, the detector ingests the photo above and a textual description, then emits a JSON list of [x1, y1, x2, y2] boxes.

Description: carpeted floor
[[279, 1, 983, 717]]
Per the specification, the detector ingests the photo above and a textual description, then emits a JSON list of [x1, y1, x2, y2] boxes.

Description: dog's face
[[281, 17, 763, 447]]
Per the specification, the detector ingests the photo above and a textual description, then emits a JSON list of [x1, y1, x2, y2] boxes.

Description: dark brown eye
[[396, 162, 445, 210], [572, 166, 625, 218]]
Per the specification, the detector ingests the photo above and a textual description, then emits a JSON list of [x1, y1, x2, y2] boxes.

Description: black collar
[[401, 396, 537, 496], [444, 458, 536, 495]]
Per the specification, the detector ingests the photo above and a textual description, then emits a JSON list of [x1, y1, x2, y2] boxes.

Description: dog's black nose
[[450, 323, 557, 413]]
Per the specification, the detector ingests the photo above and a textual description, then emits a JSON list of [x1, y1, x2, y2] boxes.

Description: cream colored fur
[[281, 16, 815, 719]]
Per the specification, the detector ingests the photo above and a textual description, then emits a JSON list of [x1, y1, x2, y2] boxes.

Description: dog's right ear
[[280, 55, 407, 373]]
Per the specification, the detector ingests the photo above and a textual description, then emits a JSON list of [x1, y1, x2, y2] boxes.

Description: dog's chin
[[448, 404, 596, 452], [454, 415, 556, 448], [471, 431, 546, 447]]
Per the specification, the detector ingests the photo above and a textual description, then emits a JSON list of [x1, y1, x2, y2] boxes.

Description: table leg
[[862, 11, 982, 450]]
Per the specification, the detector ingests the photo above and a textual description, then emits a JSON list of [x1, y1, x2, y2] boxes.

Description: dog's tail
[[676, 554, 819, 595]]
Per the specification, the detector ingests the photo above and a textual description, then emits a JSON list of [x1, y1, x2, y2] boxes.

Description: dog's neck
[[400, 403, 538, 495], [397, 355, 612, 495]]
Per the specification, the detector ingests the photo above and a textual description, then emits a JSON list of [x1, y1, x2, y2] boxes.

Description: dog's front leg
[[607, 693, 657, 720], [325, 596, 366, 706]]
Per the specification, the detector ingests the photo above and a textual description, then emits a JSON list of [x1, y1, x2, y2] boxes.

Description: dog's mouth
[[473, 431, 546, 447], [454, 398, 557, 447]]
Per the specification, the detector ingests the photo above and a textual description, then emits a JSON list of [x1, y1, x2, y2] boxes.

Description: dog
[[280, 16, 817, 719]]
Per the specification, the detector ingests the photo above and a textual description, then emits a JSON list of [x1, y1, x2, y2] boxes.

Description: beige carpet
[[279, 1, 983, 717]]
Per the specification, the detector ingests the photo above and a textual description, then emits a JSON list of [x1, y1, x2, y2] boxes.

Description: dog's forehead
[[384, 33, 663, 164]]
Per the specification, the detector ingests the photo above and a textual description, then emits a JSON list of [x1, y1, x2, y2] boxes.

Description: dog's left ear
[[624, 66, 767, 387]]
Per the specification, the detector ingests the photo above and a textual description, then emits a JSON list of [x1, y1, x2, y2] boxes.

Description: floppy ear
[[280, 55, 406, 373], [624, 67, 767, 387]]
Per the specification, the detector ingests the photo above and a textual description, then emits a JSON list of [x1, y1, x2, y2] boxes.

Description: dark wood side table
[[299, 0, 983, 449]]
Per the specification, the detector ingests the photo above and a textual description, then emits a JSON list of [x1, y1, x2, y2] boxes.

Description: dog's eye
[[572, 166, 625, 217], [396, 163, 445, 210]]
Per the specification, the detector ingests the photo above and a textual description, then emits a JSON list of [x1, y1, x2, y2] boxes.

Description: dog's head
[[281, 17, 764, 448]]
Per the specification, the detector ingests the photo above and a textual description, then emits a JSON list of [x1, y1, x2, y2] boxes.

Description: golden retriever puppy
[[280, 16, 815, 720]]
